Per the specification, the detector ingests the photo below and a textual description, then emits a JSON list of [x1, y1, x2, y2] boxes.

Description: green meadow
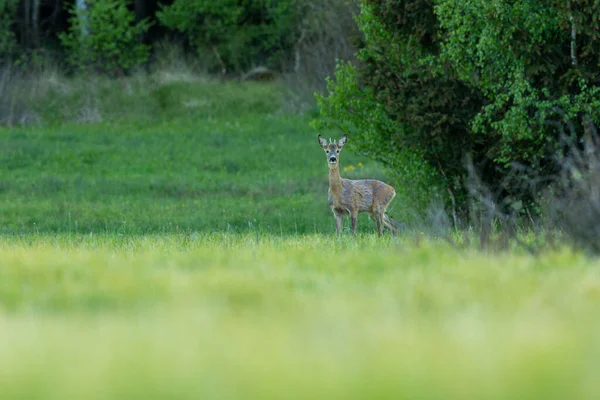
[[0, 79, 394, 235], [1, 77, 599, 399]]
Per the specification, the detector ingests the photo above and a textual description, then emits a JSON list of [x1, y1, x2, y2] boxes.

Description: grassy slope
[[1, 77, 600, 399]]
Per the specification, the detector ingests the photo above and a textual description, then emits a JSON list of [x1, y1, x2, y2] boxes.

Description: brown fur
[[318, 134, 398, 236]]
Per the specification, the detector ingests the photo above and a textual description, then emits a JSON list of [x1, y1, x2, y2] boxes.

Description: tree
[[60, 0, 153, 75], [156, 0, 301, 74]]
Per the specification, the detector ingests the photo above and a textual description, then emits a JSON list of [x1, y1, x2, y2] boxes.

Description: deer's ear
[[318, 134, 328, 148], [338, 134, 348, 148]]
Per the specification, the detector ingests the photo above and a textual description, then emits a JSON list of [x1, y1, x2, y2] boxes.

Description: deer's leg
[[334, 210, 344, 235], [375, 212, 384, 237], [350, 211, 358, 236], [372, 203, 385, 237], [370, 211, 382, 236], [383, 214, 398, 236]]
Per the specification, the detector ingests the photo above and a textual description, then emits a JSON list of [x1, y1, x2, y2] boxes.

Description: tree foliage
[[59, 0, 152, 74], [157, 0, 301, 73], [1, 0, 358, 79], [437, 0, 600, 167]]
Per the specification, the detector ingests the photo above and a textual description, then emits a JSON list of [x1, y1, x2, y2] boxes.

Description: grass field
[[1, 235, 600, 399], [0, 79, 396, 235], [1, 77, 600, 399]]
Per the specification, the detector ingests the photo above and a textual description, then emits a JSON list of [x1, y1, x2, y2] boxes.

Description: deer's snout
[[329, 156, 337, 163]]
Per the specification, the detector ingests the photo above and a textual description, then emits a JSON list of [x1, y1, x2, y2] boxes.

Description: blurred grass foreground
[[1, 234, 600, 399]]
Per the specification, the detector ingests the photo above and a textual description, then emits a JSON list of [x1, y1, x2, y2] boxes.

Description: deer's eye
[[336, 150, 340, 153]]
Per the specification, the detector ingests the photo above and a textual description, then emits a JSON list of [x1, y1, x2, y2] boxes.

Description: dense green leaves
[[157, 0, 301, 73], [437, 0, 600, 167], [2, 0, 354, 78], [59, 0, 152, 74]]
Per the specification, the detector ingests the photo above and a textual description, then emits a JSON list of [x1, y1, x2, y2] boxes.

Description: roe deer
[[318, 134, 400, 236]]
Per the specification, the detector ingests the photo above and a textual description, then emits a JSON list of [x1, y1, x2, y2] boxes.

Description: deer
[[318, 134, 400, 236]]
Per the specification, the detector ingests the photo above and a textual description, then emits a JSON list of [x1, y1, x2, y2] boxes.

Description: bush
[[60, 0, 152, 75], [157, 0, 300, 74]]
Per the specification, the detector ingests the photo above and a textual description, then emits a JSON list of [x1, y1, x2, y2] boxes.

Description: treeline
[[0, 0, 358, 76], [315, 0, 600, 249]]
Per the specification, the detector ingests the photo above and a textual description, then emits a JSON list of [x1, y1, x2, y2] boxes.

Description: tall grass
[[0, 58, 287, 127]]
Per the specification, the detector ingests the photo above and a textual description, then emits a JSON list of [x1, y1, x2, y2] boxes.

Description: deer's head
[[318, 134, 347, 168]]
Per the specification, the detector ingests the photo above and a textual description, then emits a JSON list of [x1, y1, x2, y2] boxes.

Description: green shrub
[[157, 0, 300, 73], [60, 0, 152, 74]]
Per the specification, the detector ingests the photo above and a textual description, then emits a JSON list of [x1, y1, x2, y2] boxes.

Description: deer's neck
[[329, 164, 343, 200]]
